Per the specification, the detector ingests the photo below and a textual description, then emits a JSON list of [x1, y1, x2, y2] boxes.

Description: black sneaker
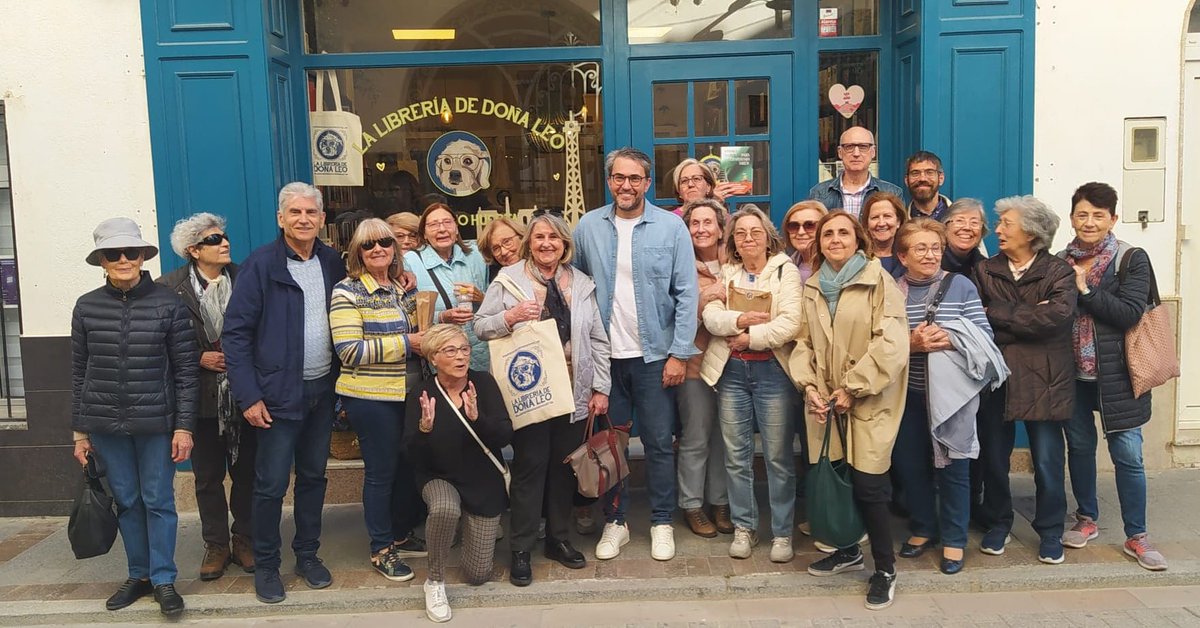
[[371, 548, 415, 582], [105, 578, 153, 611], [254, 569, 286, 604], [153, 583, 185, 617], [393, 534, 429, 558], [807, 547, 865, 577], [295, 555, 333, 589], [865, 570, 897, 610], [510, 551, 532, 587]]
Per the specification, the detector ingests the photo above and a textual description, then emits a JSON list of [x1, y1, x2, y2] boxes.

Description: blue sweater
[[902, 273, 991, 392]]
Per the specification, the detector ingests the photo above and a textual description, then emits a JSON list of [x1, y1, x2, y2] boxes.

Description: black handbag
[[804, 408, 866, 548], [68, 453, 118, 560]]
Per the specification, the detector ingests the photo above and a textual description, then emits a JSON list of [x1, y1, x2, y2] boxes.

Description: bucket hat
[[85, 217, 159, 266]]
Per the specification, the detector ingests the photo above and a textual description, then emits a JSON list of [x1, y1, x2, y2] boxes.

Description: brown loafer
[[712, 504, 735, 535], [231, 533, 255, 573], [684, 508, 718, 538], [200, 543, 230, 581]]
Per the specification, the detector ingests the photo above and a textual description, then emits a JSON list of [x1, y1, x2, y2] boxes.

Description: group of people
[[69, 126, 1164, 622]]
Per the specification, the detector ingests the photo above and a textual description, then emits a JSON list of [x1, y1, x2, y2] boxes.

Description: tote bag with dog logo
[[310, 70, 364, 186], [488, 274, 576, 430]]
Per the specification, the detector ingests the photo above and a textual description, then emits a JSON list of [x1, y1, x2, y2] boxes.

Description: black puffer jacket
[[1076, 244, 1153, 433], [71, 272, 199, 435]]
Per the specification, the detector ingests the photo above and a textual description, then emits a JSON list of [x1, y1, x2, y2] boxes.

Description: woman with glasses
[[670, 158, 741, 214], [158, 214, 255, 582], [330, 218, 427, 582], [475, 213, 610, 586], [890, 219, 1000, 576], [781, 200, 828, 283], [72, 218, 198, 617], [385, 212, 421, 256], [405, 324, 513, 623], [701, 205, 802, 562], [859, 192, 909, 278], [940, 199, 989, 276], [404, 202, 490, 371], [477, 216, 526, 283]]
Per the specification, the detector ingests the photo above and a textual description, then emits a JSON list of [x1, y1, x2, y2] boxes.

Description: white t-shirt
[[609, 215, 643, 358]]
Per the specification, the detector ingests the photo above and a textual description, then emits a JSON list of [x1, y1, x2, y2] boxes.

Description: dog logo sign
[[316, 129, 346, 161], [428, 131, 492, 197], [507, 350, 543, 393]]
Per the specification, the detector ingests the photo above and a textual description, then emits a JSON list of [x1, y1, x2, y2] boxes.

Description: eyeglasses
[[838, 143, 875, 154], [101, 248, 144, 263], [360, 236, 395, 251], [732, 228, 767, 241], [785, 220, 819, 234], [196, 233, 228, 247], [437, 345, 471, 358], [908, 244, 943, 258], [393, 232, 418, 242], [426, 218, 456, 230], [608, 174, 646, 186], [947, 217, 983, 230], [678, 175, 707, 187], [491, 235, 519, 254], [906, 168, 942, 179]]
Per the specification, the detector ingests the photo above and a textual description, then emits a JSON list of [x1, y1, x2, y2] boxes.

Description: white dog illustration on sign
[[434, 139, 492, 197]]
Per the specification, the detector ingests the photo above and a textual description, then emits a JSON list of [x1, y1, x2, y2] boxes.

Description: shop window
[[0, 103, 24, 426], [628, 0, 792, 43], [817, 50, 879, 181], [818, 0, 880, 37], [308, 63, 604, 242], [303, 0, 600, 53], [1191, 2, 1200, 33]]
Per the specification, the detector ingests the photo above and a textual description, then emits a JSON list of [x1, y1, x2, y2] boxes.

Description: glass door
[[630, 55, 793, 220]]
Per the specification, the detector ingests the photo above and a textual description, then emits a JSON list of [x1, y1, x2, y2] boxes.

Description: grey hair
[[277, 181, 324, 214], [724, 203, 785, 262], [169, 212, 227, 260], [942, 197, 988, 229], [604, 147, 652, 178], [994, 195, 1059, 253]]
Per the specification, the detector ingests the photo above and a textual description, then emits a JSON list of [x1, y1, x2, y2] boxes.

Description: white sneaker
[[423, 579, 451, 623], [770, 537, 794, 563], [729, 527, 759, 559], [815, 533, 867, 554], [650, 524, 676, 561], [595, 522, 630, 560]]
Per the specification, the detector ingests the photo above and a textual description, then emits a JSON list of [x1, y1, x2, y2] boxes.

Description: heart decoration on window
[[828, 84, 865, 119]]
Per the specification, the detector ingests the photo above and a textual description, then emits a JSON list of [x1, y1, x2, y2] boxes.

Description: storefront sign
[[819, 8, 838, 37], [428, 131, 492, 197], [356, 97, 569, 154], [829, 83, 864, 119]]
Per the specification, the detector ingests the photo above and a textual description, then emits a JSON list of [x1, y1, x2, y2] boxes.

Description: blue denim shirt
[[572, 202, 699, 363], [807, 174, 904, 212]]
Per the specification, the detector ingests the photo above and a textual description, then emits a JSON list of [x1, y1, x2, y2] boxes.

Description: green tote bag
[[805, 408, 866, 548]]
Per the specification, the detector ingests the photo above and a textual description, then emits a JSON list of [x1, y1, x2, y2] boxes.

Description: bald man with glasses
[[808, 126, 903, 216]]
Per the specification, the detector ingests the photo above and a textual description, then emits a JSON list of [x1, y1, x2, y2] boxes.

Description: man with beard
[[808, 126, 903, 216], [904, 151, 952, 221]]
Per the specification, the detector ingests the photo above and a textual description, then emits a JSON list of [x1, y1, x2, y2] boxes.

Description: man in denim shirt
[[808, 126, 903, 216], [573, 147, 699, 563]]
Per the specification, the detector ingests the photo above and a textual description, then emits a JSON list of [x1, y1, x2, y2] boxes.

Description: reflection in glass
[[694, 82, 728, 137], [653, 82, 689, 139], [654, 144, 690, 204], [628, 0, 791, 43], [735, 80, 770, 135], [1131, 128, 1158, 163], [305, 0, 600, 53], [817, 51, 879, 181], [817, 0, 880, 37]]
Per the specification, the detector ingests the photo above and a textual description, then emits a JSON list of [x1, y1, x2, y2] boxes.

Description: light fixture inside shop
[[392, 29, 456, 40], [627, 26, 673, 39]]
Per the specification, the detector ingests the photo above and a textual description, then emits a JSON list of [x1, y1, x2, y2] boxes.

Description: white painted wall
[[0, 1, 157, 337], [1033, 0, 1191, 296]]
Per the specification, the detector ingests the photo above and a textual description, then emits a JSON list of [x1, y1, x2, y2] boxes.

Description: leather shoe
[[509, 551, 532, 586], [940, 557, 964, 575], [544, 538, 586, 569], [294, 555, 332, 589], [199, 543, 230, 581], [899, 538, 938, 559], [230, 533, 255, 572], [153, 583, 185, 617], [712, 504, 735, 535], [106, 578, 153, 611], [683, 508, 718, 538]]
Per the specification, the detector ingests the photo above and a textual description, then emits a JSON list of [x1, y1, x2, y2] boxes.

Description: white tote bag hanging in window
[[310, 70, 364, 186]]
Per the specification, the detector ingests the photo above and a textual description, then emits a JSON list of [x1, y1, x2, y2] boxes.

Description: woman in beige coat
[[790, 210, 909, 611]]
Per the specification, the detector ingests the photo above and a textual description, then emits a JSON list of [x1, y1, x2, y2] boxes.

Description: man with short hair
[[904, 150, 951, 220], [808, 126, 903, 215], [573, 147, 699, 563], [223, 182, 347, 604]]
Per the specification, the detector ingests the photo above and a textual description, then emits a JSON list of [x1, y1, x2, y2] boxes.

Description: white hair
[[995, 195, 1060, 253], [277, 181, 324, 214], [169, 212, 227, 260]]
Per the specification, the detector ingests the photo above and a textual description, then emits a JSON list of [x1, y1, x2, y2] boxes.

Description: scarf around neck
[[818, 251, 869, 316], [1065, 232, 1119, 376]]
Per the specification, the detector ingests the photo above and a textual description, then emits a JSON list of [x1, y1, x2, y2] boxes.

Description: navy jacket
[[222, 236, 346, 421]]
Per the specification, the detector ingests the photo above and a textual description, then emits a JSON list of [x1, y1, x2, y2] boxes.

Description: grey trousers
[[675, 378, 729, 509], [421, 479, 499, 584]]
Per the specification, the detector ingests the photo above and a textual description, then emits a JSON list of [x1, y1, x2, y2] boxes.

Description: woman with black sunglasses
[[329, 218, 428, 582], [781, 200, 828, 283]]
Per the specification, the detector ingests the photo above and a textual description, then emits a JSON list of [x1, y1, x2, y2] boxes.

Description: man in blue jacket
[[808, 126, 903, 215], [573, 147, 699, 563], [223, 182, 346, 604]]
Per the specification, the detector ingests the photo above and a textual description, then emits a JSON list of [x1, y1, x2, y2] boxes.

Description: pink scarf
[[1064, 233, 1119, 376]]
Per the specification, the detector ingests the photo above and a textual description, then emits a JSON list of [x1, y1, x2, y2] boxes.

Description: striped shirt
[[330, 273, 417, 401], [903, 273, 992, 392]]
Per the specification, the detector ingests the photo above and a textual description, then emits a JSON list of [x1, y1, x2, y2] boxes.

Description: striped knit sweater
[[903, 273, 992, 392], [330, 273, 417, 401]]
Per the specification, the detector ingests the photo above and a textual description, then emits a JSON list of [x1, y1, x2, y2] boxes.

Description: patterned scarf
[[1064, 233, 1119, 377], [191, 265, 242, 464]]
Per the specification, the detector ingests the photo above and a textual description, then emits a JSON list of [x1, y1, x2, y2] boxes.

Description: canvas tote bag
[[1118, 248, 1180, 397], [487, 274, 576, 430], [310, 70, 364, 186]]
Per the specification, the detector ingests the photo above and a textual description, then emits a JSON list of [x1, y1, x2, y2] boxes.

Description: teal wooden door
[[630, 55, 793, 223]]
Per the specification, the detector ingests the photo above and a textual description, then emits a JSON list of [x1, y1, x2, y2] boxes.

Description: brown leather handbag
[[564, 412, 631, 499], [1119, 249, 1180, 398]]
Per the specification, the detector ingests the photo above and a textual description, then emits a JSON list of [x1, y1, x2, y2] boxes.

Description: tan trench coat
[[789, 259, 910, 474]]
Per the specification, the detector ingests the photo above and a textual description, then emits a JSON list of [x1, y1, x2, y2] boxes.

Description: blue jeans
[[344, 396, 422, 553], [252, 375, 335, 571], [603, 358, 678, 525], [1025, 420, 1068, 541], [717, 357, 796, 538], [89, 432, 178, 585], [891, 391, 971, 548], [1065, 379, 1147, 538]]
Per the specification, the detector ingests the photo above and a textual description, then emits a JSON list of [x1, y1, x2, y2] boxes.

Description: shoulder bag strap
[[924, 273, 957, 324], [492, 273, 531, 302], [433, 378, 506, 479], [427, 268, 454, 310], [1116, 247, 1160, 307]]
